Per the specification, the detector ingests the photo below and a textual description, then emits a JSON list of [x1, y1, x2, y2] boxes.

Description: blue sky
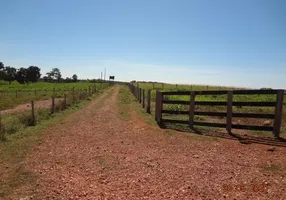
[[0, 0, 285, 88]]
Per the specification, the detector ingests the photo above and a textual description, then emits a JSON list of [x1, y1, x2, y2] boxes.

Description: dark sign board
[[109, 76, 115, 80]]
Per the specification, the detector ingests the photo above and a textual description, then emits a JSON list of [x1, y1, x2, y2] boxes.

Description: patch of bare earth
[[1, 99, 64, 114], [18, 87, 286, 199]]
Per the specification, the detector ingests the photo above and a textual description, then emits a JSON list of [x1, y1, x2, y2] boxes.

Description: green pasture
[[0, 81, 109, 110]]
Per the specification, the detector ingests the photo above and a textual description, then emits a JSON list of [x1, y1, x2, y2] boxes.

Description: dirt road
[[15, 87, 286, 199], [1, 98, 64, 115]]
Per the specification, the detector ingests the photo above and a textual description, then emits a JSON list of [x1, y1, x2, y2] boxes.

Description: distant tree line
[[0, 62, 79, 84], [0, 62, 41, 84]]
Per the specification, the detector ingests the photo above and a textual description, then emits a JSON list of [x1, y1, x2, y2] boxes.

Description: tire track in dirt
[[18, 86, 286, 200]]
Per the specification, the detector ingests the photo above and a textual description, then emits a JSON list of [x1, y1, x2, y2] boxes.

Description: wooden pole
[[142, 89, 145, 108], [155, 91, 163, 123], [139, 88, 142, 103], [273, 90, 284, 137], [189, 92, 195, 129], [51, 96, 55, 114], [137, 87, 140, 101], [31, 101, 35, 125], [72, 87, 75, 102], [64, 94, 67, 109], [147, 90, 151, 114], [0, 111, 2, 133], [226, 91, 233, 133]]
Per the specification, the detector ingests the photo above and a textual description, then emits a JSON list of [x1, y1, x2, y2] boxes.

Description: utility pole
[[101, 72, 103, 82], [104, 68, 106, 82]]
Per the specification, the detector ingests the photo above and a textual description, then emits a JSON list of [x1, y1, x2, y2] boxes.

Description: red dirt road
[[1, 98, 64, 115], [19, 87, 286, 199]]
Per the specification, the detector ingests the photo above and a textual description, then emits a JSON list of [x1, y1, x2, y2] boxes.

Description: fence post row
[[273, 90, 284, 137]]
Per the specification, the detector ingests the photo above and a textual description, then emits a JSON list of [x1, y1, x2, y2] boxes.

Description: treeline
[[0, 62, 81, 84]]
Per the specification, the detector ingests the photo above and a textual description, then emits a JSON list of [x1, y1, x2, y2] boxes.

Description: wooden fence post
[[0, 111, 2, 133], [51, 96, 55, 114], [64, 94, 67, 108], [139, 88, 142, 103], [72, 87, 75, 102], [142, 89, 145, 108], [147, 90, 151, 114], [273, 90, 284, 137], [155, 91, 163, 123], [226, 91, 233, 133], [189, 92, 195, 129], [31, 101, 35, 125], [137, 87, 140, 101]]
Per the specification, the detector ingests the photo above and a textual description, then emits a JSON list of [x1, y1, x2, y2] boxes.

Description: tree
[[46, 68, 62, 82], [65, 77, 72, 83], [72, 74, 78, 82], [27, 66, 41, 82], [3, 66, 16, 84], [42, 76, 50, 82], [15, 67, 28, 84]]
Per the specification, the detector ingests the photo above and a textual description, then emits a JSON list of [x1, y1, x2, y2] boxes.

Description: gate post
[[226, 91, 233, 133], [273, 90, 284, 137], [147, 90, 151, 114], [189, 92, 195, 129], [155, 91, 163, 123]]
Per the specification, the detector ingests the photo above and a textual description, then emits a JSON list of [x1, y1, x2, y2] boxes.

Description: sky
[[0, 0, 285, 89]]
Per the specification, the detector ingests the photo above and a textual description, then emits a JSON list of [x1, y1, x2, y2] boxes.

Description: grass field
[[0, 81, 109, 110], [133, 82, 286, 137]]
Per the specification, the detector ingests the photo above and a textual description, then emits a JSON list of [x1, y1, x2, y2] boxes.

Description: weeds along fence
[[0, 84, 108, 141], [128, 83, 285, 138]]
